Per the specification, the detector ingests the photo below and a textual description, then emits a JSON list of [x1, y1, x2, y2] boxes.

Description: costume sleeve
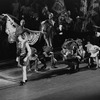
[[25, 42, 31, 57], [94, 45, 100, 50]]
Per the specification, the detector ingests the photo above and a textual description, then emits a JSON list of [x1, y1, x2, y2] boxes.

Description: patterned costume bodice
[[15, 26, 24, 36], [17, 40, 27, 56]]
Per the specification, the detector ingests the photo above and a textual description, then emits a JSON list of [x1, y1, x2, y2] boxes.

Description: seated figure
[[85, 41, 100, 68]]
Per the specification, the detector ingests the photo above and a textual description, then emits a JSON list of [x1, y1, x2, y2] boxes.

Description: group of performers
[[15, 18, 100, 85], [14, 18, 57, 85], [1, 5, 100, 86], [10, 10, 99, 86]]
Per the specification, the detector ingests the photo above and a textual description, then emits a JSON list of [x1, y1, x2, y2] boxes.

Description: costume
[[43, 46, 57, 68], [85, 42, 100, 68], [28, 47, 39, 71], [17, 39, 28, 67]]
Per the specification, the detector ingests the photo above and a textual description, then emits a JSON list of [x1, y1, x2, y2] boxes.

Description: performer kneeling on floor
[[27, 47, 40, 72], [85, 41, 100, 68], [38, 46, 57, 71]]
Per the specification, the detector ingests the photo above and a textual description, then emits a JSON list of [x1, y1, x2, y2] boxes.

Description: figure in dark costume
[[37, 46, 57, 71]]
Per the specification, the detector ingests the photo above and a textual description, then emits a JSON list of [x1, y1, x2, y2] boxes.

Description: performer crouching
[[85, 41, 100, 69], [43, 46, 57, 69], [28, 47, 40, 72], [38, 46, 57, 71]]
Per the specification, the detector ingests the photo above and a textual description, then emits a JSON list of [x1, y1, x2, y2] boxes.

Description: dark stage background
[[0, 0, 77, 61], [0, 0, 100, 61]]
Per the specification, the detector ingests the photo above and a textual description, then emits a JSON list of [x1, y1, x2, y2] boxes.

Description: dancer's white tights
[[22, 66, 27, 82]]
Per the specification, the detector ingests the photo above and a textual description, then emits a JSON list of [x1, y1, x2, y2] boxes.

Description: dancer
[[16, 19, 31, 85], [85, 41, 100, 68], [16, 19, 26, 67], [37, 46, 57, 72], [43, 46, 57, 69], [17, 32, 31, 85], [28, 47, 40, 72]]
